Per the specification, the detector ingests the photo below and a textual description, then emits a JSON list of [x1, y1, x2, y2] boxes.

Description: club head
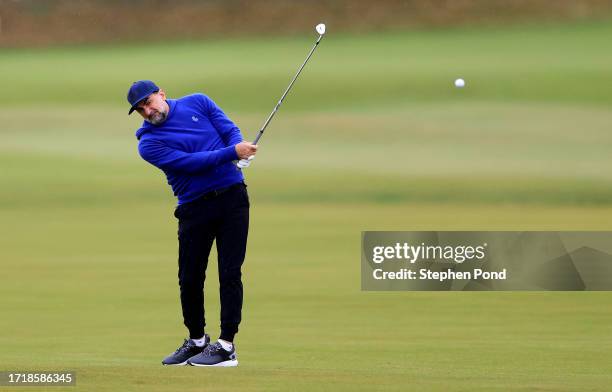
[[316, 23, 326, 35]]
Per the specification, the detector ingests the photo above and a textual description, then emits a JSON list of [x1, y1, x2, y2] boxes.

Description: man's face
[[135, 90, 169, 125]]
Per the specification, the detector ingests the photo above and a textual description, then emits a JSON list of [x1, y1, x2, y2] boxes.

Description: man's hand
[[237, 155, 255, 169], [235, 142, 258, 159]]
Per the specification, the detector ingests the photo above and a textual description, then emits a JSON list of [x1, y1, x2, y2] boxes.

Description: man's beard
[[148, 110, 168, 125]]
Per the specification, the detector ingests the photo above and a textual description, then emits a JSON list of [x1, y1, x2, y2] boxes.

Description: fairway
[[2, 20, 612, 391]]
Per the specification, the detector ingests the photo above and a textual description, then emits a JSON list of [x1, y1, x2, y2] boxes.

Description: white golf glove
[[237, 155, 255, 169]]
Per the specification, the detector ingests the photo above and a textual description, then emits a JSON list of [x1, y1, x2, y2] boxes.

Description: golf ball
[[454, 78, 466, 88]]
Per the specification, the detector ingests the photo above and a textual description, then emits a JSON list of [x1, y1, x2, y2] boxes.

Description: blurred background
[[2, 0, 612, 46], [2, 1, 612, 391]]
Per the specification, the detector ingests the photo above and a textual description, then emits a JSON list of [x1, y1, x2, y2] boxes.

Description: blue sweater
[[136, 94, 244, 205]]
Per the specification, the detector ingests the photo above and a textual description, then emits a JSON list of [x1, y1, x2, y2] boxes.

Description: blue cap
[[127, 80, 159, 115]]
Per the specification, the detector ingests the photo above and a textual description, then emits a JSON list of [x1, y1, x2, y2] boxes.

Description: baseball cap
[[127, 80, 159, 115]]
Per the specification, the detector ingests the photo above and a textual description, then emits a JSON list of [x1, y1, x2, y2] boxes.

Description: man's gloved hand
[[237, 155, 255, 169]]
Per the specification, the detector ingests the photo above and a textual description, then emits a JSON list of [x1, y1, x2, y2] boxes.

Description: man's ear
[[158, 89, 166, 100]]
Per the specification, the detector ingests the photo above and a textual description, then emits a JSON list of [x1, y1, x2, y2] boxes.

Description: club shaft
[[253, 34, 323, 144]]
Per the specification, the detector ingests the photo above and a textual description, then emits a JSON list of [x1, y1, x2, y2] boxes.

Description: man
[[127, 80, 257, 367]]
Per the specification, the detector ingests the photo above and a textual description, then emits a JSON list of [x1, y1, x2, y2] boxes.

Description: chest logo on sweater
[[191, 116, 199, 122]]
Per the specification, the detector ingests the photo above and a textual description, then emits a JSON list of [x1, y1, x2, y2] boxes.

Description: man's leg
[[215, 184, 250, 342], [176, 207, 216, 339], [161, 204, 216, 366]]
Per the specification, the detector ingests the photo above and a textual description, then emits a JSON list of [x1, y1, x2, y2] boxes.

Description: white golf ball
[[454, 78, 466, 88]]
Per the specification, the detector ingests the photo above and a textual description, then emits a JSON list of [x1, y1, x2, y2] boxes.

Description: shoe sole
[[189, 359, 238, 367], [162, 360, 189, 366]]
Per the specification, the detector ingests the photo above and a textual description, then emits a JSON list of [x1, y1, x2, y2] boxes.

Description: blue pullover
[[135, 93, 244, 205]]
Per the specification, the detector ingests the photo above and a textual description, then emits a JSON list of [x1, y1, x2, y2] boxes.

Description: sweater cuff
[[219, 145, 239, 162]]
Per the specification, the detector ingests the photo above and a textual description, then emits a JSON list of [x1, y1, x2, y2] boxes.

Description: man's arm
[[199, 94, 244, 146], [138, 139, 238, 174]]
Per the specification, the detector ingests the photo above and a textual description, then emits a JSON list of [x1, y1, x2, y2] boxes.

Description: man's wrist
[[224, 145, 240, 162]]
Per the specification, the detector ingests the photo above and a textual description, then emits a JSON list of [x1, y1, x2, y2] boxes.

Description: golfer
[[127, 80, 256, 367]]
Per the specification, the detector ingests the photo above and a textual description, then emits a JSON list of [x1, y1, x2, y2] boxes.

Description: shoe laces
[[175, 339, 193, 353], [203, 342, 222, 355]]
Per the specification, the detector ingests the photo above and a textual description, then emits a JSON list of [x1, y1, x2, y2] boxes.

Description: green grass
[[1, 20, 612, 391], [2, 20, 612, 109]]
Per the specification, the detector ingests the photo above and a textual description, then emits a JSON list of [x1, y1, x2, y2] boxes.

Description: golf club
[[252, 23, 326, 145]]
